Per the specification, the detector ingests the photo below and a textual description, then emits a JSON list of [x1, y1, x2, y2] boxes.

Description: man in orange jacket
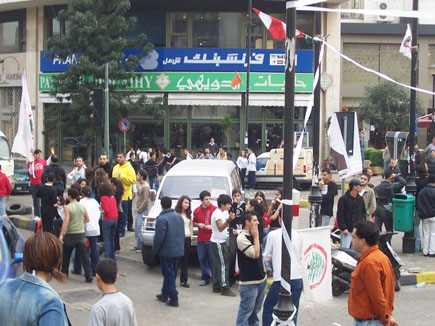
[[348, 220, 398, 326], [0, 164, 12, 216]]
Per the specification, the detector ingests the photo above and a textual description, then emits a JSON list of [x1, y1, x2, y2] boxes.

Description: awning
[[168, 93, 241, 106], [417, 114, 435, 128], [248, 93, 311, 107]]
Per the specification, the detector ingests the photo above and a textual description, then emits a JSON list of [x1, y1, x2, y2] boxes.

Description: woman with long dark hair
[[95, 168, 110, 203], [175, 195, 192, 288], [99, 182, 118, 260], [266, 188, 283, 230]]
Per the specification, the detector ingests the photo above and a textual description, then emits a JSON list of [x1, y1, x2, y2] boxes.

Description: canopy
[[417, 114, 435, 128]]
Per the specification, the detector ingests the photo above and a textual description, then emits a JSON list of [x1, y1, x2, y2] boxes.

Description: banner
[[39, 72, 313, 93], [297, 226, 332, 302], [40, 48, 314, 73], [327, 112, 362, 179], [12, 72, 34, 161]]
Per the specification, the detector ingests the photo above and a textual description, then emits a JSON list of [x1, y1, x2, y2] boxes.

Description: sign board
[[0, 73, 22, 87], [39, 72, 313, 93], [119, 119, 130, 133], [40, 48, 314, 73]]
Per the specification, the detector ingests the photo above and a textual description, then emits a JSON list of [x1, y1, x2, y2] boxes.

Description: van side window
[[231, 169, 241, 190]]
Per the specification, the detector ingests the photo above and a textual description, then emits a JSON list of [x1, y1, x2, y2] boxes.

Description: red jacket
[[0, 171, 12, 197]]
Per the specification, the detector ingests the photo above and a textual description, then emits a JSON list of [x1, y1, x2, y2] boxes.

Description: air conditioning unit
[[377, 0, 394, 22]]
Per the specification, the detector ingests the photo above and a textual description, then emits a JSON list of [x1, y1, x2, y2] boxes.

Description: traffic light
[[93, 88, 104, 128]]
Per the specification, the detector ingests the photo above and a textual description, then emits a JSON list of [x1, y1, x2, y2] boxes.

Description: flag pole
[[245, 0, 252, 150]]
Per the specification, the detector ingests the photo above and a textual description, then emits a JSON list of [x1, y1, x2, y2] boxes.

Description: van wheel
[[6, 203, 28, 216], [142, 244, 159, 266]]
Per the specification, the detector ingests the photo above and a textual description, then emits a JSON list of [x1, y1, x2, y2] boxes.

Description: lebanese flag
[[253, 8, 304, 40], [230, 72, 242, 88], [399, 24, 412, 60]]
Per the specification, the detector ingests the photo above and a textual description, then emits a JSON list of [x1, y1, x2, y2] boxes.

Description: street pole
[[342, 117, 347, 196], [245, 0, 252, 150], [104, 63, 110, 156], [308, 6, 322, 228], [404, 0, 418, 253], [273, 1, 295, 323]]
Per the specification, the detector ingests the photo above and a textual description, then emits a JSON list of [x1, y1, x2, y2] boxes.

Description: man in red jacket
[[193, 190, 216, 286], [0, 164, 12, 216]]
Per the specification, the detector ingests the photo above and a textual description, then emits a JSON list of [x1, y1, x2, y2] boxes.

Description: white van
[[141, 159, 243, 266], [0, 131, 14, 188]]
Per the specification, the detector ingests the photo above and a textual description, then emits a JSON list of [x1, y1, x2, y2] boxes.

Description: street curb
[[9, 215, 36, 231], [401, 271, 435, 286]]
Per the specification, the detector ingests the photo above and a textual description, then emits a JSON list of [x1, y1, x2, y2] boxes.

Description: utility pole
[[272, 0, 296, 324], [404, 0, 418, 253], [308, 6, 322, 228], [104, 63, 110, 156], [245, 0, 253, 150]]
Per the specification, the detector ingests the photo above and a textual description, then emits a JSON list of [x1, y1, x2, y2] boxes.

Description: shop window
[[191, 105, 239, 119], [191, 123, 222, 152], [247, 107, 262, 120], [0, 10, 26, 54], [248, 124, 262, 153], [264, 106, 284, 120], [266, 124, 283, 151], [169, 105, 189, 118], [133, 122, 164, 151], [170, 123, 187, 156]]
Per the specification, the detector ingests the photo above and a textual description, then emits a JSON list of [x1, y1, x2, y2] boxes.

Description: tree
[[46, 0, 155, 163], [359, 82, 423, 132], [220, 114, 233, 148]]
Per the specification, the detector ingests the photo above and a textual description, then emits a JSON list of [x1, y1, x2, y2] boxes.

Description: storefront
[[39, 48, 314, 162]]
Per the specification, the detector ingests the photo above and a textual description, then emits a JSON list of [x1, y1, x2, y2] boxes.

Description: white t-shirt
[[81, 197, 101, 237], [247, 153, 257, 172], [263, 228, 303, 281], [138, 151, 148, 164], [211, 209, 229, 243], [236, 156, 248, 169]]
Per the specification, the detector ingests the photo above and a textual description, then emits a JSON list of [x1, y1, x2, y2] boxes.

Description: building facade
[[0, 0, 344, 163]]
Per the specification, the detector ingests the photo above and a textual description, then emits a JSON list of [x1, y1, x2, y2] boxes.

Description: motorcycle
[[331, 231, 404, 297]]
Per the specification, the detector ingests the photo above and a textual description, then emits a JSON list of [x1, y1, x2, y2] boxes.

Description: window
[[0, 10, 26, 54], [0, 136, 11, 159], [159, 176, 230, 200], [126, 12, 166, 47], [169, 12, 242, 48]]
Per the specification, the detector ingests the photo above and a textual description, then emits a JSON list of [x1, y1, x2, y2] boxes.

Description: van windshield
[[159, 176, 230, 200], [0, 137, 11, 160]]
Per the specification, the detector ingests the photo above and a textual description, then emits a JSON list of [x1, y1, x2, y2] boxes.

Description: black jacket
[[320, 181, 338, 217], [337, 190, 366, 232], [41, 164, 66, 187], [374, 175, 406, 205], [97, 162, 112, 178], [36, 184, 58, 218], [416, 185, 435, 219]]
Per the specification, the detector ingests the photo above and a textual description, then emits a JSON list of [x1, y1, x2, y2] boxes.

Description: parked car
[[12, 160, 30, 194], [255, 147, 313, 189], [0, 216, 24, 283], [141, 160, 243, 266]]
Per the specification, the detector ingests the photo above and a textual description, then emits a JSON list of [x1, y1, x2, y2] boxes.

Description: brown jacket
[[348, 245, 395, 325], [361, 187, 376, 221]]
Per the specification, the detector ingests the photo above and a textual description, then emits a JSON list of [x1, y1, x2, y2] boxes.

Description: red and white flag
[[399, 24, 412, 60], [253, 8, 304, 40], [12, 71, 34, 162]]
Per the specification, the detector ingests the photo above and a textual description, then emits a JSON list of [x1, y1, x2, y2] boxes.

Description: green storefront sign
[[39, 72, 313, 93]]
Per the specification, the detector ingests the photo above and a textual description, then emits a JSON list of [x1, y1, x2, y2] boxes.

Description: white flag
[[12, 71, 34, 161], [399, 24, 412, 60]]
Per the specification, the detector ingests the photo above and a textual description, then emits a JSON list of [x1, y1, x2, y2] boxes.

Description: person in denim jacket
[[0, 232, 70, 325]]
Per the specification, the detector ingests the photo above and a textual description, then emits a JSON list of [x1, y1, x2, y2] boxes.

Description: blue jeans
[[237, 279, 267, 326], [197, 241, 213, 282], [119, 200, 129, 236], [149, 177, 159, 191], [0, 196, 6, 216], [354, 319, 383, 326], [248, 171, 256, 189], [262, 279, 303, 326], [160, 257, 178, 303], [103, 219, 117, 260], [341, 232, 352, 249], [135, 211, 147, 249]]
